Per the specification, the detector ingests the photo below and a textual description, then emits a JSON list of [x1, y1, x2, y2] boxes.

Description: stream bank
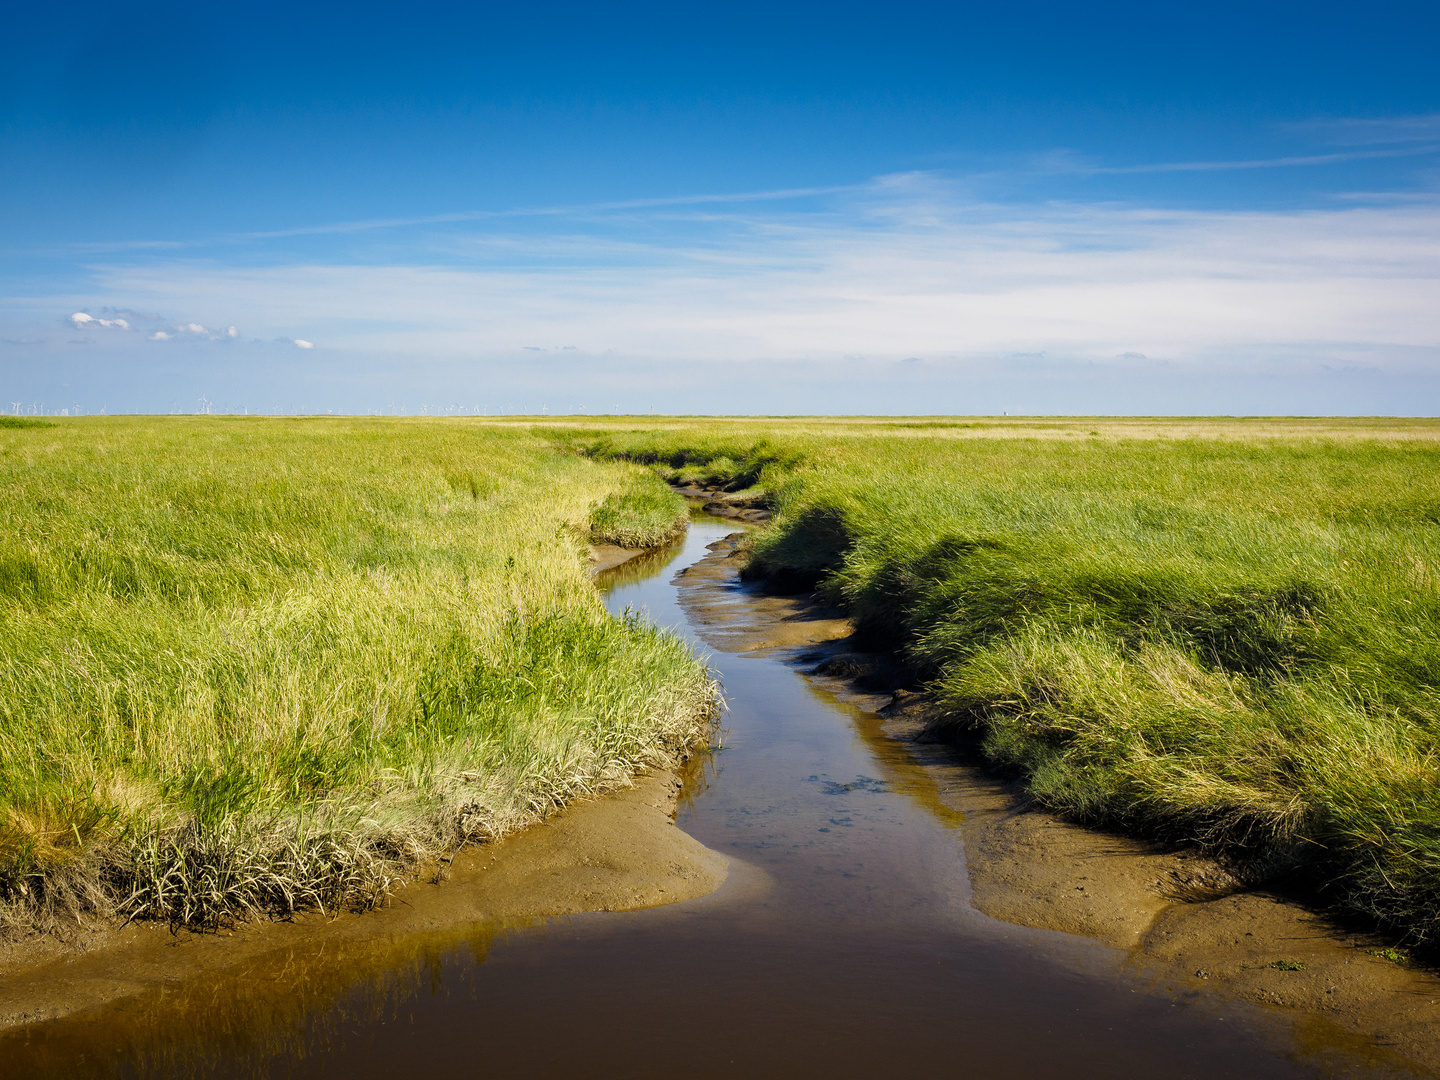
[[677, 530, 1440, 1074], [0, 770, 726, 1035]]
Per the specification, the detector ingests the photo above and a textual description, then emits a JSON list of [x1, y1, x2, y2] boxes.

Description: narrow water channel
[[1, 519, 1413, 1078]]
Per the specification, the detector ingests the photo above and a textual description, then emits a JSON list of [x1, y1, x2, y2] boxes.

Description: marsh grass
[[587, 477, 687, 547], [0, 417, 717, 932], [572, 430, 801, 492], [555, 418, 1440, 947]]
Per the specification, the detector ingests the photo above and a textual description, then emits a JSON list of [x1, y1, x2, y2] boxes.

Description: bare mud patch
[[0, 771, 726, 1033], [588, 542, 652, 575]]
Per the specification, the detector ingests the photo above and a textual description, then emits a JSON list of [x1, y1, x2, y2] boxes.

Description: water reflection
[[5, 917, 537, 1079]]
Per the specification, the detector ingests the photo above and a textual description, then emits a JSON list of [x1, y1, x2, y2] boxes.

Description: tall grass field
[[562, 417, 1440, 947], [0, 416, 705, 931]]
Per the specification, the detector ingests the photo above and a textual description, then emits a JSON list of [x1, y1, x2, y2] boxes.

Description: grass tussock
[[0, 417, 717, 933], [587, 472, 688, 547], [552, 417, 1440, 947]]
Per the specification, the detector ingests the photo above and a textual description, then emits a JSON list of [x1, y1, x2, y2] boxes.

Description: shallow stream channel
[[2, 517, 1422, 1078]]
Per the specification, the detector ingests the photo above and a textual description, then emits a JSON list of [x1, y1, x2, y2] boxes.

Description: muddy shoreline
[[674, 527, 1440, 1075], [0, 770, 726, 1033]]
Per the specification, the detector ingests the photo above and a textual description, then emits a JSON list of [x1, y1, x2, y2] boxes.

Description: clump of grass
[[556, 418, 1440, 949], [1368, 946, 1409, 964], [588, 472, 687, 547], [0, 417, 54, 429], [1267, 959, 1307, 971], [0, 417, 719, 933], [119, 819, 398, 930]]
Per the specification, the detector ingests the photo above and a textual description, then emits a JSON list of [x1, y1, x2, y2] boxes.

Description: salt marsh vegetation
[[566, 417, 1440, 946], [0, 417, 712, 931]]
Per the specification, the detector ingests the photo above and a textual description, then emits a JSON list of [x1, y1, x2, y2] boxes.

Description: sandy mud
[[678, 530, 1440, 1076], [588, 541, 653, 574], [675, 484, 773, 523], [0, 771, 726, 1032]]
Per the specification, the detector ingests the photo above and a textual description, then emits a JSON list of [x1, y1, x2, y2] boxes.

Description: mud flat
[[674, 483, 773, 523], [882, 700, 1440, 1061], [589, 541, 661, 575], [677, 530, 1440, 1076]]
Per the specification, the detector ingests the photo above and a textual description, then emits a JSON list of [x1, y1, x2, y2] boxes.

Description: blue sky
[[3, 0, 1438, 415]]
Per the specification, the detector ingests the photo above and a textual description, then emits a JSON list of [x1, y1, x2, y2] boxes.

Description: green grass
[[551, 417, 1440, 948], [1369, 946, 1410, 963], [587, 479, 688, 548], [0, 417, 717, 931]]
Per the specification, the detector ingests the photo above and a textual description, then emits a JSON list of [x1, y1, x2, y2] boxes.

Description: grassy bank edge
[[0, 419, 717, 938]]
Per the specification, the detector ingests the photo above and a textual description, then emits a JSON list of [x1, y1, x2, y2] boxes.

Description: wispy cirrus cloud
[[52, 132, 1440, 268], [1075, 144, 1439, 175], [1026, 140, 1440, 179], [1288, 113, 1440, 147], [59, 184, 856, 254]]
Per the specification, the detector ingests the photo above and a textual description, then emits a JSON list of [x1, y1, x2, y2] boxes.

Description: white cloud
[[294, 339, 314, 349], [70, 312, 129, 329], [68, 174, 1440, 371], [86, 317, 235, 341]]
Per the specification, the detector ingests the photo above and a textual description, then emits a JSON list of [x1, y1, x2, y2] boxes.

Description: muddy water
[[0, 521, 1417, 1079]]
